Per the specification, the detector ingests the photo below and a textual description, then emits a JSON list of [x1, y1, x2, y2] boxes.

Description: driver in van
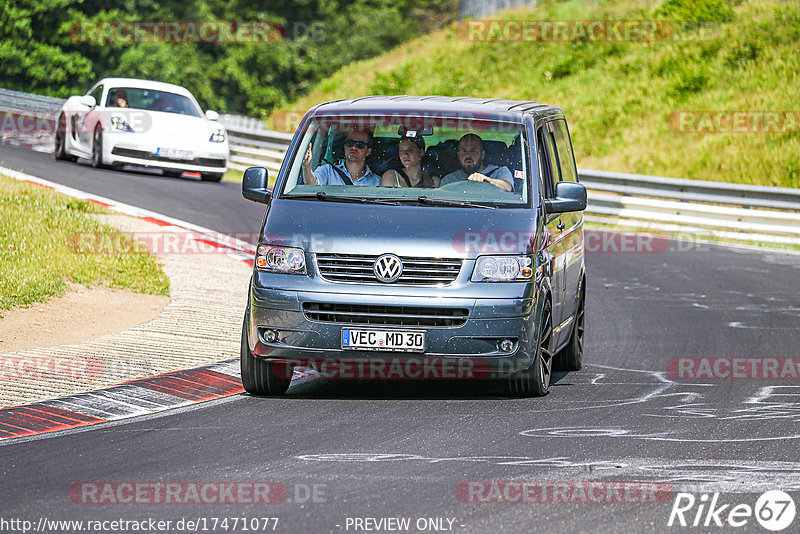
[[302, 130, 381, 186], [440, 133, 513, 192]]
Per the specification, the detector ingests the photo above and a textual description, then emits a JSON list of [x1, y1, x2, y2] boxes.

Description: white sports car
[[55, 77, 229, 181]]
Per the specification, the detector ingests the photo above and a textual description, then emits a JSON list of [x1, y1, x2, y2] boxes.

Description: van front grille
[[303, 303, 469, 327], [316, 254, 462, 286]]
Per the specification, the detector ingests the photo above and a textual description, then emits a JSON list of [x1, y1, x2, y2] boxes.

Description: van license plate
[[341, 329, 425, 352]]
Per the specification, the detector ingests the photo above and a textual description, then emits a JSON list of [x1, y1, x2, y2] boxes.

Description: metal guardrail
[[218, 122, 800, 246], [0, 91, 797, 247], [0, 89, 66, 152], [221, 121, 293, 174]]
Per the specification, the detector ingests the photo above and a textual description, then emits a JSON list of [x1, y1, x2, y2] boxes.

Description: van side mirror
[[205, 109, 220, 121], [79, 95, 96, 108], [544, 181, 587, 213], [242, 167, 272, 204]]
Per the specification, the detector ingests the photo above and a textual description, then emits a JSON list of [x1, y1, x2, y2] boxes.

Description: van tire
[[240, 312, 292, 395], [554, 277, 585, 372], [503, 301, 553, 397]]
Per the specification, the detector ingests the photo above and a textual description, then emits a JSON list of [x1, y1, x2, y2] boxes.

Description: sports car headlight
[[110, 116, 134, 132], [472, 255, 533, 282], [255, 244, 306, 274], [209, 129, 226, 143]]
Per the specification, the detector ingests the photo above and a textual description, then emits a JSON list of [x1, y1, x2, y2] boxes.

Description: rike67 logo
[[668, 490, 796, 531]]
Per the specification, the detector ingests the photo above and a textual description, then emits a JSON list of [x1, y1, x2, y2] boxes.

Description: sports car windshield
[[280, 114, 533, 207], [105, 87, 203, 118]]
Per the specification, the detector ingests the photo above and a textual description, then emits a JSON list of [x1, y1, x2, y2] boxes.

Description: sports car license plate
[[341, 329, 425, 352], [157, 147, 193, 160]]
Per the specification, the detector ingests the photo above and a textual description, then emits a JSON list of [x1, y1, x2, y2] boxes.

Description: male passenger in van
[[440, 133, 513, 191], [302, 130, 381, 186]]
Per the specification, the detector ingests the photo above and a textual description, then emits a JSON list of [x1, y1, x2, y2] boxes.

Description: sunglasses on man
[[344, 139, 369, 149]]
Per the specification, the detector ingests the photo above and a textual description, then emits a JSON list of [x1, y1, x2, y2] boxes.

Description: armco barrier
[[220, 119, 293, 175], [217, 119, 800, 246], [1, 91, 798, 246]]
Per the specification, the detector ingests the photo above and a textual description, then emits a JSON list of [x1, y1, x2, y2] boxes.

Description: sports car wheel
[[91, 125, 106, 168], [54, 115, 75, 161]]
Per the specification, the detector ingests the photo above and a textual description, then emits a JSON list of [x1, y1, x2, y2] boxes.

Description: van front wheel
[[503, 301, 553, 397], [240, 312, 292, 396]]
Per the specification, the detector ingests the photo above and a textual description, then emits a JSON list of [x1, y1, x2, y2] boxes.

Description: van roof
[[312, 95, 563, 122]]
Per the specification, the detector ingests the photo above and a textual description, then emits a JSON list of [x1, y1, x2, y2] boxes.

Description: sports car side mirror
[[242, 167, 271, 204], [79, 95, 96, 108], [205, 110, 220, 121]]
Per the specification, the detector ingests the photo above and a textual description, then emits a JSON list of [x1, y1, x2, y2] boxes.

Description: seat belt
[[397, 168, 411, 187], [329, 162, 354, 185]]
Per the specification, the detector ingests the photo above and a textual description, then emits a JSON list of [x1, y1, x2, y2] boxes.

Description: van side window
[[550, 119, 577, 182], [537, 128, 557, 198]]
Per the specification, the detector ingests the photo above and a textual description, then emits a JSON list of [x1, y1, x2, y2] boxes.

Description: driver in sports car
[[440, 133, 513, 192]]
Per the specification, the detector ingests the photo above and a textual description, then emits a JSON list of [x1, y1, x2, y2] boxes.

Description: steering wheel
[[437, 179, 506, 194]]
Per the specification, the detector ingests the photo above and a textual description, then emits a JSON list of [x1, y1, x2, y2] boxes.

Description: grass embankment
[[222, 168, 244, 184], [271, 0, 799, 188], [0, 174, 169, 311], [222, 167, 278, 187]]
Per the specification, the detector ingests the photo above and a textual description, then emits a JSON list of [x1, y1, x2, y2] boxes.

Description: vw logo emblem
[[373, 254, 403, 283]]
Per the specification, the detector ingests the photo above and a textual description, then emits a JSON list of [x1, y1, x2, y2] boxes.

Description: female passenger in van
[[381, 136, 440, 188]]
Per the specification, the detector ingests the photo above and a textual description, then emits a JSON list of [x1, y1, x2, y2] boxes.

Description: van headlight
[[255, 244, 306, 274], [472, 255, 533, 282]]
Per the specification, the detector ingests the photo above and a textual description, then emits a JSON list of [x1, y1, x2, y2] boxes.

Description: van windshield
[[280, 114, 532, 207]]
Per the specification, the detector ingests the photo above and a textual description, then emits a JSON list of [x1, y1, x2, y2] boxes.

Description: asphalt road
[[0, 144, 266, 239], [2, 141, 800, 533]]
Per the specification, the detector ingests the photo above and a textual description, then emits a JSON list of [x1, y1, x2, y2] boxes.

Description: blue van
[[241, 96, 587, 397]]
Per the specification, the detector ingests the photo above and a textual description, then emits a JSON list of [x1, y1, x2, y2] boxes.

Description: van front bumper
[[246, 286, 542, 379]]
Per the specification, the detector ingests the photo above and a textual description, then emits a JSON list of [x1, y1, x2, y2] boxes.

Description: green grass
[[271, 0, 800, 188], [0, 174, 169, 311], [221, 167, 244, 184]]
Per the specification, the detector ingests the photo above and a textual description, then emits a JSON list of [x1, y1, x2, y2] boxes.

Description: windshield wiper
[[286, 192, 400, 205], [411, 196, 496, 209]]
